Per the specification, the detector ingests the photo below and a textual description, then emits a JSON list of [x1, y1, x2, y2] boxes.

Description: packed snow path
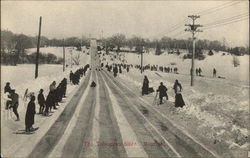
[[22, 40, 220, 158]]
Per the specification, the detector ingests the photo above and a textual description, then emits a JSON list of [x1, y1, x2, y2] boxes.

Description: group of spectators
[[134, 64, 179, 74], [70, 64, 90, 85], [2, 65, 90, 133], [3, 78, 68, 132], [105, 63, 131, 77], [142, 76, 185, 107]]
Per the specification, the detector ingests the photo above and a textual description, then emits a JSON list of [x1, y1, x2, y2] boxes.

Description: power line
[[203, 16, 249, 30], [196, 1, 242, 16], [204, 12, 249, 27], [163, 1, 241, 37]]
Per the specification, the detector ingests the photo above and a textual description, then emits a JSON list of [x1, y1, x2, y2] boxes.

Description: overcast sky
[[1, 1, 249, 47]]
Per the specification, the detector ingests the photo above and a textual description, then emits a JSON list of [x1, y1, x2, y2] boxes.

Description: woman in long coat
[[173, 80, 185, 108], [25, 96, 36, 132], [142, 76, 149, 95]]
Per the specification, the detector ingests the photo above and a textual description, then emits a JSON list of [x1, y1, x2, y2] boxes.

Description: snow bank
[[1, 53, 90, 115]]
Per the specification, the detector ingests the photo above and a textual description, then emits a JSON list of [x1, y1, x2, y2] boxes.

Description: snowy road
[[24, 40, 220, 158]]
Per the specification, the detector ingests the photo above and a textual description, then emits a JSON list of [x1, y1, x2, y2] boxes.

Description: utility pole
[[141, 46, 144, 74], [185, 15, 202, 86], [70, 51, 72, 68], [35, 16, 42, 79], [63, 39, 65, 72]]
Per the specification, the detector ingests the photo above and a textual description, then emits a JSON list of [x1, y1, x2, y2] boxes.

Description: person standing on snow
[[25, 95, 36, 132], [142, 76, 149, 95], [213, 68, 217, 77], [113, 65, 118, 77], [157, 82, 168, 104], [173, 80, 185, 108], [38, 89, 45, 114], [69, 71, 74, 83], [10, 89, 20, 121], [198, 68, 202, 76]]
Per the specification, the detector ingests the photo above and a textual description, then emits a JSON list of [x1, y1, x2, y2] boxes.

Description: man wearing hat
[[157, 82, 168, 105]]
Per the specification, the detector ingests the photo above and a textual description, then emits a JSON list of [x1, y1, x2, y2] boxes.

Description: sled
[[148, 87, 154, 94], [15, 130, 35, 135], [14, 127, 39, 135]]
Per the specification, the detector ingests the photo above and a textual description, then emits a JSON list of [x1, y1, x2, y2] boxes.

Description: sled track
[[102, 70, 221, 158]]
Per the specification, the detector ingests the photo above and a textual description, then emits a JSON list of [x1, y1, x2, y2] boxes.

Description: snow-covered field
[[102, 50, 249, 155], [1, 47, 90, 157], [1, 48, 90, 116], [122, 50, 249, 84]]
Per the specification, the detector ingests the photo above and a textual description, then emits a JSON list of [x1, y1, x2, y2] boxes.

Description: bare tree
[[72, 53, 81, 65]]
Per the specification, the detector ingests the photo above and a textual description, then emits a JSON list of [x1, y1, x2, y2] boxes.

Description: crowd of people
[[2, 65, 89, 133], [142, 75, 185, 108], [105, 63, 132, 77], [70, 64, 89, 85]]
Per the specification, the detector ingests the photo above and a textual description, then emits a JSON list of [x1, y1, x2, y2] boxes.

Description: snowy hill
[[113, 50, 249, 84]]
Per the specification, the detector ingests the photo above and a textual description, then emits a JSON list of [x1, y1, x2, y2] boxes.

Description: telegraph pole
[[63, 39, 65, 72], [141, 46, 144, 74], [35, 16, 42, 79], [185, 15, 202, 86]]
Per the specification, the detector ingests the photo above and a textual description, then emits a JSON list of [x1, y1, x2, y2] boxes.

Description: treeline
[[103, 34, 249, 56], [1, 51, 63, 65], [1, 30, 69, 65], [1, 30, 249, 63]]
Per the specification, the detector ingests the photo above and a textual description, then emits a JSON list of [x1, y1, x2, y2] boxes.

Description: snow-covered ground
[[102, 50, 249, 156], [122, 50, 249, 84], [1, 47, 90, 122], [1, 47, 90, 157]]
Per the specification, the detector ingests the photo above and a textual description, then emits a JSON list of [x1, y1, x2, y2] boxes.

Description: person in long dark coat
[[38, 89, 45, 114], [113, 66, 118, 77], [157, 82, 168, 104], [142, 76, 149, 95], [61, 78, 67, 98], [213, 68, 217, 77], [173, 80, 185, 108], [25, 95, 36, 132]]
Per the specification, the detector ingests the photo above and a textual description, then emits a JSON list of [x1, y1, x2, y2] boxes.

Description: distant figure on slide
[[173, 80, 185, 108], [157, 82, 168, 104], [90, 81, 96, 87], [142, 76, 149, 95], [213, 68, 217, 77]]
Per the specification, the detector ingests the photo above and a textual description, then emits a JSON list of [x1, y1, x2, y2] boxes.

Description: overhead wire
[[196, 1, 242, 16], [204, 12, 249, 27], [203, 16, 249, 30]]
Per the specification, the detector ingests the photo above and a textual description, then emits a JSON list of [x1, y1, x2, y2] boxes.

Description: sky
[[1, 0, 249, 47]]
